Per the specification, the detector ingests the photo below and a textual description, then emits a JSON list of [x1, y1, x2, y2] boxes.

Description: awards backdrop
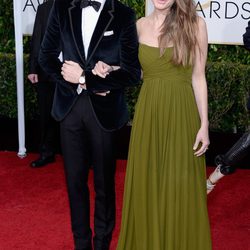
[[22, 0, 42, 35], [146, 0, 250, 44], [22, 0, 250, 42], [23, 1, 250, 43]]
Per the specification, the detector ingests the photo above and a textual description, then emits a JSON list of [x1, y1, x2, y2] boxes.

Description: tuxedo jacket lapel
[[68, 0, 86, 65], [86, 0, 114, 65]]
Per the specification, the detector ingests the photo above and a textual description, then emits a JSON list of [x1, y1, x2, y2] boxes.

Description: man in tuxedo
[[28, 0, 58, 168], [39, 0, 140, 249]]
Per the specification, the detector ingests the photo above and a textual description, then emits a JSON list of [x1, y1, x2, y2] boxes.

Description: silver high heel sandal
[[207, 165, 224, 194]]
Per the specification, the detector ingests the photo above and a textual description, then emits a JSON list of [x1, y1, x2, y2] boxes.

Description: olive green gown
[[116, 44, 212, 250]]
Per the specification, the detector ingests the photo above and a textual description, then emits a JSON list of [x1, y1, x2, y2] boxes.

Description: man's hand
[[61, 60, 83, 84], [28, 74, 38, 84]]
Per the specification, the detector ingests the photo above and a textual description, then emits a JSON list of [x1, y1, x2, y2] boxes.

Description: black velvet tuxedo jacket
[[29, 0, 54, 82], [39, 0, 141, 130], [243, 21, 250, 51]]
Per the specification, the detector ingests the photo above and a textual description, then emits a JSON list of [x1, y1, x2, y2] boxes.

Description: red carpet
[[0, 152, 249, 250]]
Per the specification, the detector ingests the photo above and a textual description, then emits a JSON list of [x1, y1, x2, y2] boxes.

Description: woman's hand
[[92, 61, 120, 96], [193, 126, 210, 157], [92, 61, 120, 78]]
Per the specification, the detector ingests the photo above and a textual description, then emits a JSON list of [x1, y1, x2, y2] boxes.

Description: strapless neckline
[[139, 43, 173, 50]]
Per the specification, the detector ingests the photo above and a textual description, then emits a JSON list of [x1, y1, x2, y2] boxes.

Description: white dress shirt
[[77, 0, 106, 94], [82, 0, 106, 58]]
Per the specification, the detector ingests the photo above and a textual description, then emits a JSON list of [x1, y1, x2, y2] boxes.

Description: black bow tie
[[80, 0, 101, 12]]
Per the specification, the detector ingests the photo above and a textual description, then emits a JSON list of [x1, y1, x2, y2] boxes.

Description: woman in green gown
[[116, 0, 212, 249], [92, 0, 212, 248]]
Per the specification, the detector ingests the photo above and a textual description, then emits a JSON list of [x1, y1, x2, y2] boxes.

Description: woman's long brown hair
[[158, 0, 198, 66]]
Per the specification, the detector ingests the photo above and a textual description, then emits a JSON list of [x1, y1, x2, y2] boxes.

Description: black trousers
[[60, 92, 116, 250], [36, 81, 58, 156]]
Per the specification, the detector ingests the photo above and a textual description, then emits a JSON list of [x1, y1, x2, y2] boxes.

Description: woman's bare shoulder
[[136, 16, 150, 33], [197, 16, 207, 31]]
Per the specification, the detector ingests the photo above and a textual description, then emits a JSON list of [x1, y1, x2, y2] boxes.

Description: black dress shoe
[[30, 155, 55, 168]]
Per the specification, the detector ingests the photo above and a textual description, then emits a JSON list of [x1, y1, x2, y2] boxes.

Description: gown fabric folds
[[116, 44, 212, 250]]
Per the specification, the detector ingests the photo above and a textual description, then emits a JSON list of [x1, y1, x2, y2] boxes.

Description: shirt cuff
[[76, 84, 83, 95]]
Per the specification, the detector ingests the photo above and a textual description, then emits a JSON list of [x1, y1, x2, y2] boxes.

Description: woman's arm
[[192, 17, 210, 157], [92, 17, 144, 80]]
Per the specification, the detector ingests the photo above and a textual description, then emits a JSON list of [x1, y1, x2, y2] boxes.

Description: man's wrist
[[79, 70, 85, 84]]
